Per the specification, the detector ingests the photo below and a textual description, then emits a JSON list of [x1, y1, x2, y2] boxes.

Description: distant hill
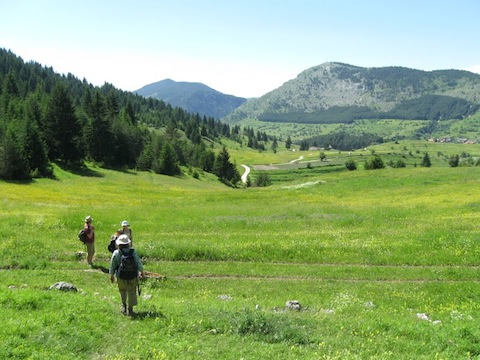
[[135, 79, 247, 119], [222, 62, 480, 124]]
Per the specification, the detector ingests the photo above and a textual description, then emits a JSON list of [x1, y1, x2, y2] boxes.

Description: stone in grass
[[49, 282, 78, 292], [286, 300, 302, 311]]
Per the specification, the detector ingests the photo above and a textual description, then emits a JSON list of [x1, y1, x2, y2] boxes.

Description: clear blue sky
[[1, 0, 479, 98]]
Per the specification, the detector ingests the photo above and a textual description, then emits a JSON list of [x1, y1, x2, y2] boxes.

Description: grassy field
[[237, 112, 480, 143], [2, 142, 480, 359]]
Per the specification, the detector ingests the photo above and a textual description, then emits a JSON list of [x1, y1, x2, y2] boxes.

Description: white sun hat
[[115, 234, 131, 246], [121, 220, 129, 227]]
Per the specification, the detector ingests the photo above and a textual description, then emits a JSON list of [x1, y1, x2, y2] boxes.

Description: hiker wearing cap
[[84, 216, 95, 266], [117, 220, 133, 247], [109, 234, 145, 316]]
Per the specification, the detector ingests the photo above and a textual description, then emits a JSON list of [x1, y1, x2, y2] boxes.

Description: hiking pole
[[137, 273, 143, 296]]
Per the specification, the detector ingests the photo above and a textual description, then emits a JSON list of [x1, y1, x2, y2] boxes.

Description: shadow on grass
[[91, 264, 109, 274], [131, 310, 167, 321], [1, 178, 34, 185], [55, 162, 104, 177], [111, 167, 137, 175]]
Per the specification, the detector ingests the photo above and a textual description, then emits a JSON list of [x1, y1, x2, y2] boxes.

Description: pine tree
[[421, 152, 431, 167], [154, 142, 180, 175], [285, 136, 292, 149], [213, 146, 240, 185], [0, 123, 29, 179], [23, 115, 50, 176], [43, 83, 82, 163], [87, 90, 116, 165], [271, 137, 278, 153]]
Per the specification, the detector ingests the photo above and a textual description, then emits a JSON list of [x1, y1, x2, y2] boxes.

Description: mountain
[[222, 62, 480, 124], [135, 79, 247, 119]]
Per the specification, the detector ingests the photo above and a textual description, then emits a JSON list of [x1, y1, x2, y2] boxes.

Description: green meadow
[[2, 141, 480, 359]]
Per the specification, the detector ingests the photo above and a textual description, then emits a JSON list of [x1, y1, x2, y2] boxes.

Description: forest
[[0, 49, 252, 184], [259, 95, 478, 125], [297, 132, 384, 152]]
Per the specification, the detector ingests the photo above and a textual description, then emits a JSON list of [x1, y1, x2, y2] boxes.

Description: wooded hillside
[[224, 62, 480, 124], [0, 49, 243, 183]]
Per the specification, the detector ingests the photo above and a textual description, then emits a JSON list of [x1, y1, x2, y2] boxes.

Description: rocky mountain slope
[[223, 62, 480, 124], [135, 79, 247, 119]]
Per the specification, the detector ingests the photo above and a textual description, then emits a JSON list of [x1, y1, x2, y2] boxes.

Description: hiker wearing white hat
[[83, 216, 95, 266], [117, 220, 133, 247], [109, 234, 145, 316]]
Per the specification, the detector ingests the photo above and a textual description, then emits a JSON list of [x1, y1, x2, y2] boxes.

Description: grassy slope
[[2, 142, 480, 359], [237, 110, 480, 143]]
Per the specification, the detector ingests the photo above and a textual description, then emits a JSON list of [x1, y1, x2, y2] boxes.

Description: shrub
[[449, 154, 459, 167], [345, 159, 357, 171], [364, 155, 385, 170], [254, 172, 272, 187]]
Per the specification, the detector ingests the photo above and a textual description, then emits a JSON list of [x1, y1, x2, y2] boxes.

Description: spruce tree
[[87, 90, 116, 165], [421, 152, 431, 167], [285, 136, 292, 149], [213, 146, 240, 185], [154, 142, 180, 175], [43, 83, 82, 163]]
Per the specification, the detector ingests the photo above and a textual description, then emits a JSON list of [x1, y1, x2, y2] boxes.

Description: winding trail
[[289, 155, 304, 163], [241, 165, 250, 183]]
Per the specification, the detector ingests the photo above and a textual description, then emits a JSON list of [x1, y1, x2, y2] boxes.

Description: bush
[[345, 159, 357, 171], [254, 172, 272, 187], [449, 154, 460, 167], [364, 155, 385, 170], [388, 159, 406, 168]]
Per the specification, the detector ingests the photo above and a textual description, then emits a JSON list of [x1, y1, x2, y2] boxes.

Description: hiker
[[109, 234, 145, 316], [117, 220, 133, 247], [84, 216, 95, 266], [107, 233, 118, 253]]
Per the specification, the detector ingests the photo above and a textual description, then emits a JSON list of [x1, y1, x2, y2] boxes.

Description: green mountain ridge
[[222, 62, 480, 124], [135, 79, 247, 119]]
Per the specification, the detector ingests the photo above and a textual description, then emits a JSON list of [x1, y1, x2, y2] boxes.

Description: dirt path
[[241, 155, 304, 183], [241, 165, 250, 183], [290, 155, 304, 163]]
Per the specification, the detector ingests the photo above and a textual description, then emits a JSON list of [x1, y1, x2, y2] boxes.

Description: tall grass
[[2, 145, 480, 358]]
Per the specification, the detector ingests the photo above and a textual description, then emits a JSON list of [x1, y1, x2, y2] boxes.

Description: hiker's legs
[[127, 285, 138, 308], [86, 242, 95, 264], [119, 288, 128, 304], [117, 278, 138, 312]]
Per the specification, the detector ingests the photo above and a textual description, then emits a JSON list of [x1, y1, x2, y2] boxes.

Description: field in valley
[[2, 141, 480, 359]]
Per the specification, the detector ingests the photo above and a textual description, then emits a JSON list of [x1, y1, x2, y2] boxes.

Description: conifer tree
[[421, 152, 431, 167], [213, 146, 240, 185], [43, 83, 82, 163], [0, 120, 30, 179], [154, 142, 180, 175], [87, 90, 116, 165], [22, 113, 50, 176], [285, 136, 292, 149]]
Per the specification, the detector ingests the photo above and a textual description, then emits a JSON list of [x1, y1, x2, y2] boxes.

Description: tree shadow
[[55, 161, 104, 177], [107, 166, 137, 175], [1, 178, 34, 185]]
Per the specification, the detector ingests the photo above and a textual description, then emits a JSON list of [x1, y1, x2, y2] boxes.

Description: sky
[[1, 0, 479, 98]]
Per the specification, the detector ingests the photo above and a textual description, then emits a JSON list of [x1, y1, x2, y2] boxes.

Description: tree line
[[297, 133, 384, 151], [259, 94, 478, 125], [0, 48, 241, 185]]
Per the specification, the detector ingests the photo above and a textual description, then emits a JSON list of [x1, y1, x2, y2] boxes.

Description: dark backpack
[[117, 249, 138, 280], [107, 235, 117, 253], [78, 229, 86, 243]]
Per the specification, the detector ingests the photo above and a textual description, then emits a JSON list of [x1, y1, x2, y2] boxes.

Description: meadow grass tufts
[[2, 143, 480, 358]]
